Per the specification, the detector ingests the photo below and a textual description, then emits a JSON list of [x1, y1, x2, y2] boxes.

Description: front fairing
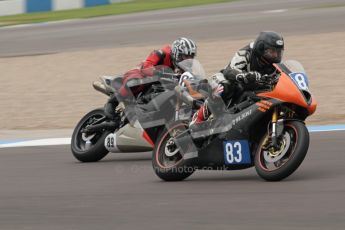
[[257, 60, 317, 115]]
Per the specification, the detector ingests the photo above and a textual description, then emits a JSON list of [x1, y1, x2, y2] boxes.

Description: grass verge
[[0, 0, 237, 26], [303, 3, 345, 10]]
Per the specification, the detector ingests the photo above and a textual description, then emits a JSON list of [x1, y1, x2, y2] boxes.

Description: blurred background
[[1, 0, 345, 130], [1, 1, 345, 230]]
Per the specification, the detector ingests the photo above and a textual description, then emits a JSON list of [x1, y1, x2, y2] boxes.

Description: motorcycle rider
[[104, 37, 197, 119], [190, 31, 284, 125]]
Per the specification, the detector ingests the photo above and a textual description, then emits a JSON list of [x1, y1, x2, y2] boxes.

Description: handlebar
[[258, 73, 279, 85]]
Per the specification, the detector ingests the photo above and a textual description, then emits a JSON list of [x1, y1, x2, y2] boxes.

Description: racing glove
[[212, 84, 224, 97], [235, 71, 262, 84]]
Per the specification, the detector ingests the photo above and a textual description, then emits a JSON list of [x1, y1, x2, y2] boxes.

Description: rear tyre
[[254, 121, 309, 181], [71, 108, 110, 162], [152, 122, 195, 181]]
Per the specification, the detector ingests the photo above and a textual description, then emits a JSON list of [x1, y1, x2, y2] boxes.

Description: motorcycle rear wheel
[[71, 108, 111, 162], [254, 120, 309, 181], [152, 122, 195, 181]]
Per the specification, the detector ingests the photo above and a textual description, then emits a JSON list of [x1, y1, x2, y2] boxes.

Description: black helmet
[[253, 31, 284, 64], [171, 37, 197, 65]]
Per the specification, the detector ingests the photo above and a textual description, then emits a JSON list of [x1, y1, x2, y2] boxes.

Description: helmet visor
[[180, 53, 196, 61], [263, 47, 284, 63]]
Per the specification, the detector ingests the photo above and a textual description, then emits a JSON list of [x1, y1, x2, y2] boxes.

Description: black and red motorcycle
[[144, 60, 317, 181]]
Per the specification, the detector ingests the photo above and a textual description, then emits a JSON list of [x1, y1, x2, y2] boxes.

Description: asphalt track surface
[[0, 131, 345, 230], [1, 0, 345, 57], [1, 0, 345, 229]]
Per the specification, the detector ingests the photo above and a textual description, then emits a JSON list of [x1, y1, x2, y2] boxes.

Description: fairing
[[257, 60, 317, 115]]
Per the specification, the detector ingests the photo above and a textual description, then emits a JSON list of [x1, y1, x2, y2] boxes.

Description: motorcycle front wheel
[[152, 122, 195, 181], [254, 120, 309, 181], [71, 108, 111, 162]]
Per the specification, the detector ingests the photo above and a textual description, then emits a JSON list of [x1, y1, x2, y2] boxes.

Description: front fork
[[271, 107, 284, 149]]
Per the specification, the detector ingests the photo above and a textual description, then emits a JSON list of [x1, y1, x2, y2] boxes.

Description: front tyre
[[71, 108, 110, 162], [152, 122, 195, 181], [255, 121, 309, 181]]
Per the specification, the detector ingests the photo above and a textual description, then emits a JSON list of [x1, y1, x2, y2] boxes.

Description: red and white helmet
[[171, 37, 197, 65]]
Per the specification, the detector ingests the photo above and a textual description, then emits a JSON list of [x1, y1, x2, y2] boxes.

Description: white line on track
[[263, 9, 288, 14], [0, 19, 81, 30], [0, 138, 71, 148], [1, 125, 345, 148]]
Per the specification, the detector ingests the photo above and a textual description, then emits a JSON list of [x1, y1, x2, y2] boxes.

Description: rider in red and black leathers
[[141, 46, 174, 70], [191, 31, 284, 125], [105, 37, 197, 119], [118, 45, 174, 97]]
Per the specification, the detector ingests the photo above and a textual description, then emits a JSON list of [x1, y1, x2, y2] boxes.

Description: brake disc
[[263, 132, 291, 163], [164, 138, 179, 157]]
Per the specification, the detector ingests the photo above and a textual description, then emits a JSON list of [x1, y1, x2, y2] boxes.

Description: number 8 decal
[[290, 72, 309, 91], [295, 73, 308, 90]]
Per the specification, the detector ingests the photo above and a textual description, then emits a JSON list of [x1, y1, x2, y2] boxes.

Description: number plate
[[289, 72, 309, 91], [223, 140, 251, 165]]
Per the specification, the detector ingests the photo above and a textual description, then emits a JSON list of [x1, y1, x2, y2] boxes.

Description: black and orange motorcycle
[[144, 60, 317, 181]]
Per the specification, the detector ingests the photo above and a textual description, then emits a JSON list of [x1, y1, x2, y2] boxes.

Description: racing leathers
[[104, 45, 174, 119], [118, 45, 174, 97], [191, 42, 277, 125]]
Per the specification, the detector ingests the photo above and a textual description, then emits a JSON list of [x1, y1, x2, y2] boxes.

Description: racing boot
[[189, 104, 210, 127]]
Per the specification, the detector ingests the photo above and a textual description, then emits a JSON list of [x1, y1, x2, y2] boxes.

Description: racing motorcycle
[[71, 59, 205, 162], [147, 60, 317, 181]]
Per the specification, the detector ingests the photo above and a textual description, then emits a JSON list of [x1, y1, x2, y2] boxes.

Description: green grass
[[0, 0, 237, 26], [303, 3, 345, 10]]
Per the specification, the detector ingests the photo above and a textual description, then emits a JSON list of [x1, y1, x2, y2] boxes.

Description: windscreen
[[177, 59, 206, 79], [281, 60, 306, 74]]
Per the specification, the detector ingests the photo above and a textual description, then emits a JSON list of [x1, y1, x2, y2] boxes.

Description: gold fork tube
[[272, 107, 278, 123]]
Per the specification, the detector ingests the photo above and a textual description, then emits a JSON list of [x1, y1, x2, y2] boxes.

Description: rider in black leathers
[[190, 31, 284, 125]]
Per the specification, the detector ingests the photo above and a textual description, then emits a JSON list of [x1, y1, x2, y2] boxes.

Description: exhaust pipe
[[93, 81, 116, 96], [93, 81, 109, 95]]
